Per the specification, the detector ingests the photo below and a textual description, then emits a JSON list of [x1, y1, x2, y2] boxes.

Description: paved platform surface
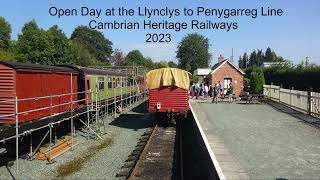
[[190, 99, 320, 179]]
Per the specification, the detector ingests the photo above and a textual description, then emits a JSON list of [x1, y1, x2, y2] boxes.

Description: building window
[[98, 77, 104, 90]]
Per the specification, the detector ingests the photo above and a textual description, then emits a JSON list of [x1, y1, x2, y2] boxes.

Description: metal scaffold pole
[[70, 73, 74, 150], [106, 76, 109, 119], [49, 123, 52, 163], [95, 78, 99, 126], [114, 79, 116, 118], [15, 96, 19, 178], [120, 77, 123, 113], [86, 91, 90, 140]]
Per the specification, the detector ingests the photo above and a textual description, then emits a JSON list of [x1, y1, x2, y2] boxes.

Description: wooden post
[[279, 84, 282, 103], [290, 87, 294, 106], [308, 88, 313, 115]]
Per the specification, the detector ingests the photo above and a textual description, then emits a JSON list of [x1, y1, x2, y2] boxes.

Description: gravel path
[[192, 101, 320, 179], [0, 101, 153, 179]]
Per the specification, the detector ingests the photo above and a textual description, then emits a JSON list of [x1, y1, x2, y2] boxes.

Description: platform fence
[[263, 84, 320, 118], [0, 76, 148, 178]]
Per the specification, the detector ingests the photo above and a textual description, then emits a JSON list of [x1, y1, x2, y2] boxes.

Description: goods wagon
[[146, 68, 191, 116], [0, 61, 78, 124]]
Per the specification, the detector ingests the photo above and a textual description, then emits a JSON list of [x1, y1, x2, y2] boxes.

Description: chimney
[[218, 54, 224, 63]]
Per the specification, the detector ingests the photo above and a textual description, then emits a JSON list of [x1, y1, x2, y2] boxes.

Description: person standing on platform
[[219, 81, 224, 96], [212, 83, 219, 104], [228, 82, 234, 103], [204, 84, 209, 98], [195, 82, 200, 99]]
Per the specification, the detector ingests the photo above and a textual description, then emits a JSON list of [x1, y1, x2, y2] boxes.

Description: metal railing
[[0, 81, 148, 178], [263, 84, 320, 117]]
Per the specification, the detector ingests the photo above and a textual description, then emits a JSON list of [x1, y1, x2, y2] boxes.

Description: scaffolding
[[89, 66, 148, 77], [0, 74, 148, 178]]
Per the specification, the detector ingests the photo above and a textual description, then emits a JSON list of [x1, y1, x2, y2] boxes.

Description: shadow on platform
[[268, 100, 320, 128]]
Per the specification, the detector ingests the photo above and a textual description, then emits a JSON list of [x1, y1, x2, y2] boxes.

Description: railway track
[[116, 118, 182, 180]]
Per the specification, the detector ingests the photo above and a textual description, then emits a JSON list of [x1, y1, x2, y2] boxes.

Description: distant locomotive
[[146, 68, 191, 117]]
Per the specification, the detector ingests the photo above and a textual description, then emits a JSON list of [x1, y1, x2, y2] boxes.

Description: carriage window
[[122, 78, 125, 87], [117, 77, 121, 87], [98, 77, 104, 90], [108, 77, 112, 88]]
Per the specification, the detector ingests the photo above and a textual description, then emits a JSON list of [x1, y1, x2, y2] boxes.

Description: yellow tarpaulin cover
[[146, 68, 192, 90]]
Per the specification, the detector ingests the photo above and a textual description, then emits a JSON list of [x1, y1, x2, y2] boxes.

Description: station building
[[193, 54, 245, 96]]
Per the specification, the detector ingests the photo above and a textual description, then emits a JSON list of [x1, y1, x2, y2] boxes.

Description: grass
[[55, 137, 113, 178]]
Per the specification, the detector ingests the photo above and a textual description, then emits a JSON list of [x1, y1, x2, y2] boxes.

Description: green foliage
[[69, 40, 110, 66], [111, 49, 125, 66], [0, 49, 15, 61], [71, 26, 113, 63], [0, 16, 11, 50], [249, 68, 265, 94], [263, 65, 320, 91], [168, 61, 178, 68], [191, 76, 199, 84], [47, 25, 73, 64], [176, 33, 211, 73], [16, 20, 55, 64], [243, 78, 250, 88], [124, 50, 145, 66], [143, 57, 155, 69], [240, 47, 286, 68], [238, 52, 248, 69], [153, 61, 169, 69]]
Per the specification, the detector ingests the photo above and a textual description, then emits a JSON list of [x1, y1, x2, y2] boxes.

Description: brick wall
[[210, 62, 244, 96]]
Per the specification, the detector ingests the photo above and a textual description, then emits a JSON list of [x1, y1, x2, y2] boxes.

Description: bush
[[263, 66, 320, 91], [249, 68, 265, 94], [243, 78, 250, 91]]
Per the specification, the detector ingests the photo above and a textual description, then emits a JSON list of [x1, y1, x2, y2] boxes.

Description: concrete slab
[[190, 99, 320, 179]]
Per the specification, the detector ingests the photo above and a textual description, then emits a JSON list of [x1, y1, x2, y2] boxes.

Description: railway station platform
[[189, 99, 320, 179]]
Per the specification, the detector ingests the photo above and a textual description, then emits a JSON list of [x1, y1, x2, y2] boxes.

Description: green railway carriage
[[63, 65, 139, 104]]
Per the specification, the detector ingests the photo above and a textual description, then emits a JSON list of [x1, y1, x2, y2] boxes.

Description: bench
[[244, 94, 267, 104]]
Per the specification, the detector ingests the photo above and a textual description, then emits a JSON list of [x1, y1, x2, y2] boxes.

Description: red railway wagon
[[146, 68, 191, 116], [148, 87, 189, 113], [0, 61, 78, 124]]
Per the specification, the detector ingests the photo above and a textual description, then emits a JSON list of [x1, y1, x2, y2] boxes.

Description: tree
[[249, 68, 265, 94], [0, 16, 11, 50], [144, 57, 155, 69], [16, 20, 54, 64], [153, 61, 169, 69], [249, 50, 257, 67], [124, 50, 145, 66], [242, 52, 248, 68], [256, 49, 264, 67], [47, 25, 72, 64], [168, 61, 178, 68], [111, 49, 125, 66], [238, 56, 244, 68], [176, 33, 211, 73], [71, 26, 113, 63]]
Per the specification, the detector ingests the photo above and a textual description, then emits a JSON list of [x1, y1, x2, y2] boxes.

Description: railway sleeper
[[126, 155, 139, 162], [122, 161, 135, 168]]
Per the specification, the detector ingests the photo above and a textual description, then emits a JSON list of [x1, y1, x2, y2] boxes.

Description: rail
[[263, 84, 320, 117]]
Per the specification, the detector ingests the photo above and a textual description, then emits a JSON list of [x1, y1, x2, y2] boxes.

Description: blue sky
[[1, 0, 320, 65]]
